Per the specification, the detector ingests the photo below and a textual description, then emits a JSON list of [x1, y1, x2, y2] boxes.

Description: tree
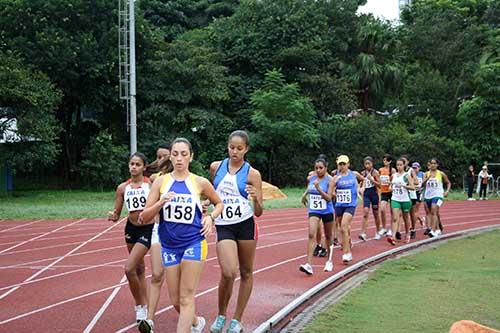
[[249, 69, 318, 183], [0, 52, 62, 171]]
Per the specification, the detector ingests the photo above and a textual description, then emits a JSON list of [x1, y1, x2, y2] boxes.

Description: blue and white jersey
[[335, 171, 358, 208], [158, 173, 203, 249], [213, 158, 254, 225], [362, 170, 377, 195], [307, 175, 334, 214], [416, 171, 424, 192]]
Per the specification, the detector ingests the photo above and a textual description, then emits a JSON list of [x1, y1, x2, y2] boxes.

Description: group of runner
[[107, 133, 453, 330], [108, 131, 262, 333], [299, 153, 451, 276]]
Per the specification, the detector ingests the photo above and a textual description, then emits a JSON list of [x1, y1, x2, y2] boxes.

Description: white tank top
[[424, 171, 445, 199], [406, 169, 417, 200], [214, 160, 254, 226], [123, 178, 150, 212], [391, 172, 410, 202]]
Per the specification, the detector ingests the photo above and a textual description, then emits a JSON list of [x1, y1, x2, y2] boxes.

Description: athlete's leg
[[341, 213, 353, 254], [216, 240, 239, 317], [177, 260, 204, 332], [233, 239, 257, 321], [125, 243, 149, 306], [146, 242, 165, 321], [307, 217, 321, 264]]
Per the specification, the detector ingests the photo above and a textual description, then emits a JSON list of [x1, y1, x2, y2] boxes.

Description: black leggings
[[479, 183, 488, 198], [467, 181, 474, 198]]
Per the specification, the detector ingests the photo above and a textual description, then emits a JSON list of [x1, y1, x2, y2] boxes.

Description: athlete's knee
[[341, 223, 350, 233], [151, 269, 164, 285], [221, 266, 239, 281], [179, 291, 195, 307], [135, 263, 145, 276], [239, 267, 253, 282], [124, 262, 137, 277]]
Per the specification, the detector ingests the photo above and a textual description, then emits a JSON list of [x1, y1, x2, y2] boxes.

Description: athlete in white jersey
[[209, 131, 263, 333], [108, 153, 152, 323]]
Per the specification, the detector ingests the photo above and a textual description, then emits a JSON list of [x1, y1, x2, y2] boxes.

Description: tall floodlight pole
[[128, 0, 137, 154]]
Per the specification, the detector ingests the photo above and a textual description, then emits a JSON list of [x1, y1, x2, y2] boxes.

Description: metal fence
[[462, 175, 499, 196]]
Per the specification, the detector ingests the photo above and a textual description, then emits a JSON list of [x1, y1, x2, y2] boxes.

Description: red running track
[[0, 201, 499, 332]]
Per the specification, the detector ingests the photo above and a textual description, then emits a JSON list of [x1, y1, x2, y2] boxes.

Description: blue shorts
[[425, 197, 444, 209], [161, 239, 208, 267], [335, 206, 356, 217], [363, 190, 379, 209]]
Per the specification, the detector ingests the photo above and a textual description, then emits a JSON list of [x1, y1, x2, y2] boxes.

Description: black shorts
[[125, 219, 154, 249], [216, 217, 258, 242], [416, 191, 423, 202], [308, 212, 334, 223], [381, 192, 392, 202]]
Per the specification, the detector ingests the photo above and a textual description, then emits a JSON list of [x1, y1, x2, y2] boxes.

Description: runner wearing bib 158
[[139, 138, 223, 333]]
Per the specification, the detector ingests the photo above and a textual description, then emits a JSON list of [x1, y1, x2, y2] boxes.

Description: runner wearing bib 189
[[333, 155, 364, 264], [378, 154, 396, 237], [209, 130, 263, 333], [139, 138, 223, 333], [422, 158, 451, 238], [299, 157, 335, 276], [387, 158, 415, 245], [107, 153, 152, 324]]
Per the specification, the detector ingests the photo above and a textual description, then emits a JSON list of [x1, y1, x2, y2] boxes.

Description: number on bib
[[126, 195, 147, 211], [220, 205, 243, 221], [309, 195, 327, 210], [336, 189, 352, 204], [380, 175, 390, 185], [163, 194, 195, 224]]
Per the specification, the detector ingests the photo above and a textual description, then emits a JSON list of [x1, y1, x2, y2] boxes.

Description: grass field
[[306, 230, 500, 333], [0, 188, 494, 220]]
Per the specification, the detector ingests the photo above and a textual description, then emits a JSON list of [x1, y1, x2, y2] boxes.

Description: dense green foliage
[[1, 0, 498, 188]]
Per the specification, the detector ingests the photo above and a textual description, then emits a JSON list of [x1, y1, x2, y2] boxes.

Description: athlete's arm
[[108, 183, 125, 222], [371, 170, 381, 188], [138, 176, 171, 225], [247, 168, 264, 217], [209, 161, 222, 182], [314, 178, 332, 202], [405, 172, 416, 190], [422, 172, 430, 186], [442, 172, 452, 197], [354, 171, 364, 197], [198, 177, 223, 237]]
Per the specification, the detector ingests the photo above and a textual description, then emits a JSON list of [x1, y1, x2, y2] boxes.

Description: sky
[[357, 0, 400, 21]]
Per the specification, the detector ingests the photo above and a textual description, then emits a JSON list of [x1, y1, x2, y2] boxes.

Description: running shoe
[[138, 319, 154, 333], [226, 319, 243, 333], [135, 305, 148, 322], [395, 231, 401, 240], [333, 238, 339, 246], [192, 316, 206, 333], [439, 221, 444, 231], [424, 228, 431, 236], [299, 263, 313, 275], [374, 233, 381, 240], [324, 260, 333, 272], [342, 252, 352, 263], [410, 229, 416, 239], [313, 244, 322, 257], [387, 237, 396, 246], [318, 247, 327, 257], [210, 315, 226, 333], [428, 230, 435, 238], [434, 229, 442, 237], [378, 228, 387, 236], [358, 233, 367, 241], [386, 230, 393, 237]]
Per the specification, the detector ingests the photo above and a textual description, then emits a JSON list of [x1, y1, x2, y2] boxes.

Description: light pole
[[129, 0, 137, 154]]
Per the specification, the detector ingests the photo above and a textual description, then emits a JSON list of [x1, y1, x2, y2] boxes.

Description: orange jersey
[[379, 167, 392, 193]]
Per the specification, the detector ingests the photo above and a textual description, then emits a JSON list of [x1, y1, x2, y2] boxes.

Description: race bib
[[162, 194, 195, 224], [380, 175, 390, 185], [125, 189, 147, 212], [336, 189, 352, 204], [220, 199, 244, 222], [393, 185, 404, 196], [365, 178, 374, 188], [309, 194, 327, 210], [427, 179, 438, 189]]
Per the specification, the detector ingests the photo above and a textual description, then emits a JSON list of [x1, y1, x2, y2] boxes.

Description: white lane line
[[83, 275, 128, 333], [0, 220, 45, 234], [0, 219, 125, 300], [0, 219, 87, 255]]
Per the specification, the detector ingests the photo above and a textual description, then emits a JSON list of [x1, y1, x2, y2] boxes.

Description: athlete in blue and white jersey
[[209, 130, 263, 333], [332, 155, 364, 264], [299, 157, 335, 276], [139, 138, 223, 333]]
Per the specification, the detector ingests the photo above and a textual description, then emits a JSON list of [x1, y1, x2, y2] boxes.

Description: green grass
[[306, 230, 500, 333], [0, 188, 494, 220]]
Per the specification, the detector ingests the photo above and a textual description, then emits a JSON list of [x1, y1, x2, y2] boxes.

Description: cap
[[412, 162, 420, 169], [482, 165, 487, 169], [337, 155, 349, 164]]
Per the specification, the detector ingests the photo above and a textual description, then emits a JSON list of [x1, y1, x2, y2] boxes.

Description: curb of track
[[253, 224, 500, 333]]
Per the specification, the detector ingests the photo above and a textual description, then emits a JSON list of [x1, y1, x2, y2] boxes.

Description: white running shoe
[[192, 316, 206, 333], [299, 263, 313, 275], [358, 233, 367, 241], [374, 233, 381, 240], [135, 305, 148, 322], [378, 228, 387, 236], [434, 229, 442, 237], [226, 319, 243, 333], [324, 260, 333, 272], [342, 252, 352, 263], [210, 315, 226, 333], [386, 230, 393, 237]]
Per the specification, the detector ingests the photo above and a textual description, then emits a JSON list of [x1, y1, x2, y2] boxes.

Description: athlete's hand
[[202, 199, 210, 214], [160, 191, 176, 203], [367, 174, 374, 181], [200, 215, 214, 237], [444, 191, 449, 198], [313, 179, 320, 189], [245, 185, 258, 201], [301, 194, 308, 207], [107, 210, 119, 222]]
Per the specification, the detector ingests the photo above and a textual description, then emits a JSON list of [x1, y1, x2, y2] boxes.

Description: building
[[399, 0, 412, 11]]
